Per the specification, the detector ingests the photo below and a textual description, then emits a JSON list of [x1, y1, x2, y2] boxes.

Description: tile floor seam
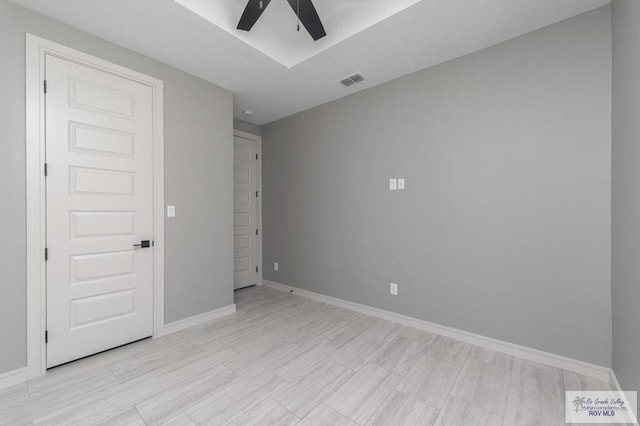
[[5, 287, 608, 426]]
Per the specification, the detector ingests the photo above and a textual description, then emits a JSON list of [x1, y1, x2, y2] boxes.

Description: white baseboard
[[263, 280, 612, 383], [609, 371, 639, 424], [0, 367, 28, 390], [160, 304, 236, 337]]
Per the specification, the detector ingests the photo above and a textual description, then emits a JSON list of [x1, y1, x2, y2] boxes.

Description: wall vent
[[339, 73, 365, 87]]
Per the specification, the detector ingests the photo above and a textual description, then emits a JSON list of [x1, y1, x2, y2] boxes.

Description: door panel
[[45, 55, 154, 368], [69, 251, 135, 282], [70, 167, 136, 195], [234, 136, 259, 289], [70, 211, 136, 239], [69, 122, 135, 157], [70, 289, 136, 328]]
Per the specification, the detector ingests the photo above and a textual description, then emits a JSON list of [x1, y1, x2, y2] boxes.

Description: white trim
[[609, 370, 639, 424], [26, 34, 165, 379], [233, 129, 263, 286], [160, 304, 237, 336], [610, 370, 624, 393], [0, 368, 29, 391], [263, 280, 613, 383]]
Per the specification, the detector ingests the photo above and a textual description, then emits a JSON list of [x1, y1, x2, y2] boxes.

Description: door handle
[[133, 240, 152, 248]]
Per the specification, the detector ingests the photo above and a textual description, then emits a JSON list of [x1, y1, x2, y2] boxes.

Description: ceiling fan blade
[[285, 0, 327, 41], [237, 0, 272, 31]]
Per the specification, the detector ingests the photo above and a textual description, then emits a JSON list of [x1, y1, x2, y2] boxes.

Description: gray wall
[[612, 0, 640, 392], [0, 0, 234, 374], [234, 119, 261, 136], [262, 7, 612, 366]]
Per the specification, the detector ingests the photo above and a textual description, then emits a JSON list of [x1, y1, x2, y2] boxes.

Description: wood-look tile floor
[[0, 286, 614, 425]]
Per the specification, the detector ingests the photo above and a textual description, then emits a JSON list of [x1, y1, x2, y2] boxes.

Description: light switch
[[389, 179, 397, 190], [167, 205, 176, 218], [398, 178, 405, 190]]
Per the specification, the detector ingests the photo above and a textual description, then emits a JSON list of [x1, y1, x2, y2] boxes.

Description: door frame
[[233, 129, 262, 287], [25, 34, 165, 379]]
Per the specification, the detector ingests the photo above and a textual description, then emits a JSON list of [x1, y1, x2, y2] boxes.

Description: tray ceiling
[[174, 0, 422, 68]]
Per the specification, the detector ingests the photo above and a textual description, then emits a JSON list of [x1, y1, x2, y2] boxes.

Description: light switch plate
[[167, 205, 176, 218], [389, 179, 397, 190], [390, 283, 398, 295], [398, 179, 405, 190], [274, 262, 279, 271]]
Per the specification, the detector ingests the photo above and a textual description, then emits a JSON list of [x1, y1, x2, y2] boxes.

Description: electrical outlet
[[398, 178, 405, 190], [390, 283, 398, 295], [389, 179, 397, 190], [274, 262, 279, 271]]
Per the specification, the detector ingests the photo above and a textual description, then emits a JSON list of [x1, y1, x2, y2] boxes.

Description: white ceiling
[[173, 0, 422, 68], [11, 0, 610, 125]]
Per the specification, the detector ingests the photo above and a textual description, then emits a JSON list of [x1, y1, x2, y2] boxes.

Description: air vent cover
[[339, 73, 365, 87]]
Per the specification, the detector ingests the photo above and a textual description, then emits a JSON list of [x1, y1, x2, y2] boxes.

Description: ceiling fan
[[237, 0, 327, 41]]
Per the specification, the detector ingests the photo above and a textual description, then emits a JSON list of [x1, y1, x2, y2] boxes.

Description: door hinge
[[44, 80, 47, 94], [256, 229, 259, 235], [44, 163, 48, 177], [256, 266, 259, 273], [45, 248, 48, 261], [45, 330, 48, 344], [256, 153, 258, 160], [256, 191, 259, 198]]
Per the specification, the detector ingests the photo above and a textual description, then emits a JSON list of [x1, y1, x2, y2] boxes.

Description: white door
[[45, 55, 155, 368], [234, 136, 259, 289]]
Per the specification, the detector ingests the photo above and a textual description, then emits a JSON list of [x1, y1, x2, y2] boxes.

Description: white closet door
[[234, 136, 259, 289], [45, 54, 155, 368]]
